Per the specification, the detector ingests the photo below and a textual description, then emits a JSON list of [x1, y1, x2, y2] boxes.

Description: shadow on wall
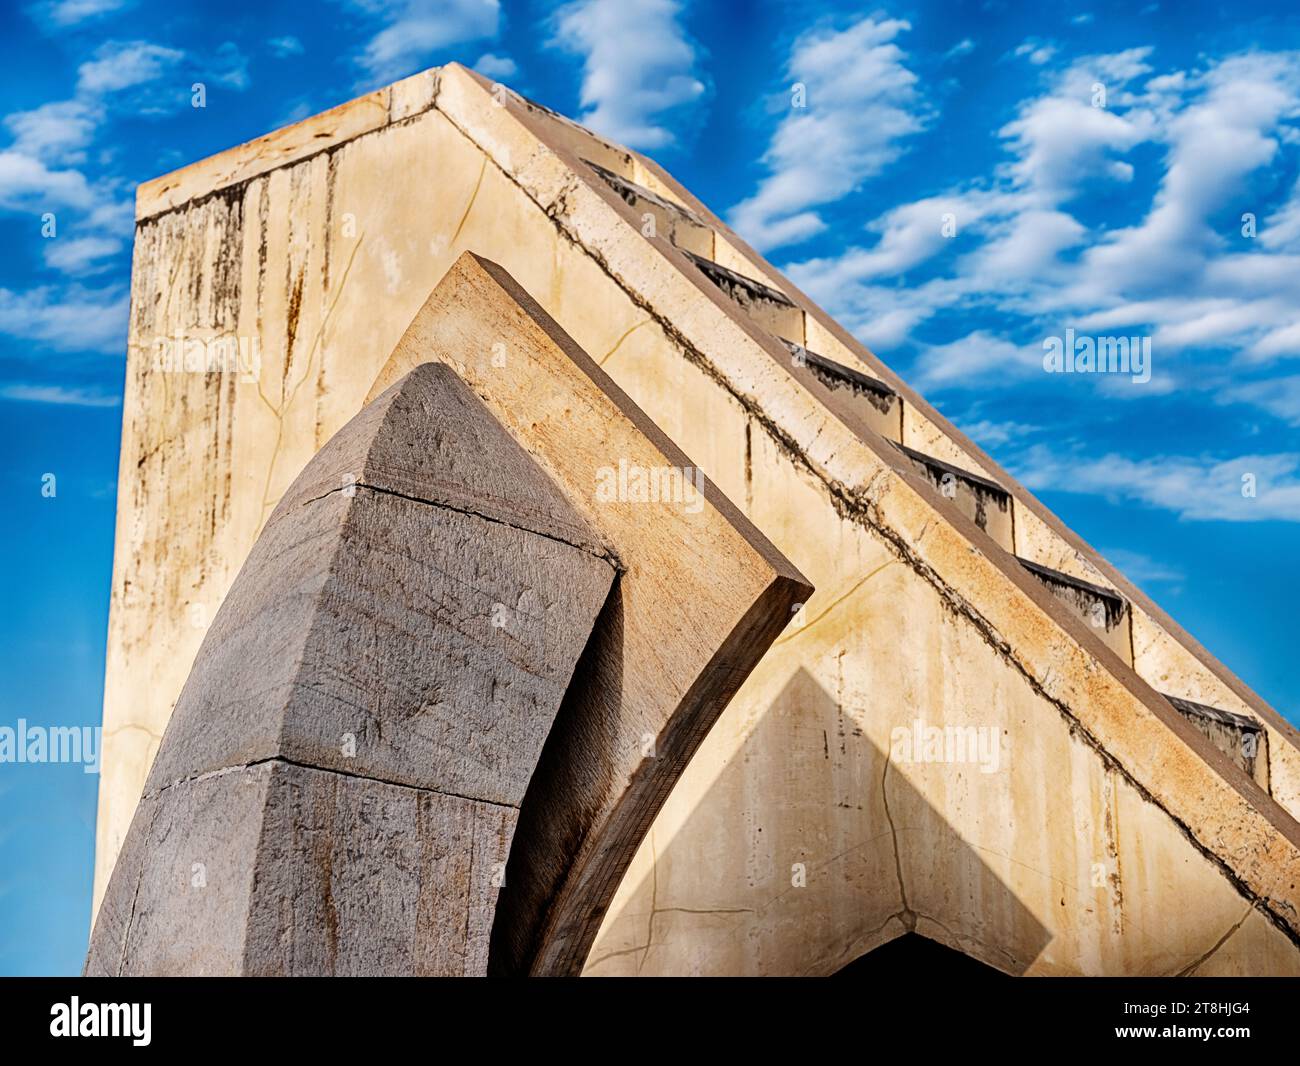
[[490, 584, 627, 976], [578, 667, 1051, 976]]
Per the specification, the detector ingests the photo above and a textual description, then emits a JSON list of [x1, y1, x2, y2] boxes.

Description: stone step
[[1165, 695, 1269, 790], [1018, 558, 1133, 665], [681, 250, 806, 341], [893, 442, 1013, 550], [778, 339, 901, 442], [583, 160, 715, 257]]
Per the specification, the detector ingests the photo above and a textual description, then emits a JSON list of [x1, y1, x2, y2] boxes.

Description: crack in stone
[[450, 155, 487, 248], [598, 317, 651, 367], [1175, 904, 1256, 976], [773, 559, 899, 647], [103, 723, 162, 741], [143, 754, 518, 812], [881, 750, 913, 929], [638, 827, 658, 975], [297, 480, 622, 569], [256, 230, 366, 531], [115, 799, 159, 977]]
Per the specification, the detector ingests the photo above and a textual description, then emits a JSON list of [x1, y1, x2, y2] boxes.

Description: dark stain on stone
[[286, 267, 305, 362], [324, 151, 338, 292], [582, 158, 709, 227], [210, 186, 244, 331], [256, 183, 270, 325]]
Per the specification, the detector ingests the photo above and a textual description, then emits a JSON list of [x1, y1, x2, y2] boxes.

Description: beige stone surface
[[97, 62, 1300, 975]]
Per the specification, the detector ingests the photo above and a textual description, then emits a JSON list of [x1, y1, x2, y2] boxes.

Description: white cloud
[[1, 34, 180, 291], [912, 330, 1043, 389], [787, 269, 965, 352], [998, 94, 1148, 203], [1260, 176, 1300, 251], [473, 52, 517, 79], [1013, 444, 1300, 522], [83, 191, 133, 237], [43, 235, 123, 274], [945, 39, 975, 61], [4, 100, 100, 163], [29, 0, 131, 27], [791, 197, 958, 286], [0, 150, 96, 210], [728, 16, 925, 251], [268, 36, 304, 58], [969, 208, 1088, 282], [777, 46, 1300, 410], [551, 0, 705, 150], [77, 40, 184, 93], [0, 286, 128, 353], [1013, 39, 1059, 66], [352, 0, 499, 82], [1225, 375, 1300, 424], [953, 417, 1040, 448], [210, 42, 251, 90], [0, 383, 121, 406]]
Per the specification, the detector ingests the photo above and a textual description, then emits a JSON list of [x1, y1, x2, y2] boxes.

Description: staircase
[[585, 145, 1290, 814]]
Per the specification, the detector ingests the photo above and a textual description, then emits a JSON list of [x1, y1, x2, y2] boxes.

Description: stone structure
[[92, 63, 1300, 975], [87, 303, 807, 974]]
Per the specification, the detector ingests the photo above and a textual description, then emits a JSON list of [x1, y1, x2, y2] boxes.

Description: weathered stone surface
[[1169, 695, 1269, 790], [144, 363, 616, 805], [895, 442, 1013, 551], [1019, 558, 1133, 665], [87, 760, 514, 976], [269, 341, 609, 555]]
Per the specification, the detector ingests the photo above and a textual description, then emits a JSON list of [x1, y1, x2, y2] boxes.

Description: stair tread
[[682, 250, 796, 307], [781, 339, 897, 401], [1018, 557, 1126, 608], [583, 159, 707, 226], [894, 442, 1007, 497], [1165, 694, 1261, 734]]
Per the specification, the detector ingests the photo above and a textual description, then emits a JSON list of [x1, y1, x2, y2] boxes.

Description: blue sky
[[2, 0, 1300, 975]]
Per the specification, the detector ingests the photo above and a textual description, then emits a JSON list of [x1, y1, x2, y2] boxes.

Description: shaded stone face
[[89, 361, 616, 975], [1169, 696, 1270, 790], [142, 363, 618, 807], [1018, 558, 1132, 664]]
